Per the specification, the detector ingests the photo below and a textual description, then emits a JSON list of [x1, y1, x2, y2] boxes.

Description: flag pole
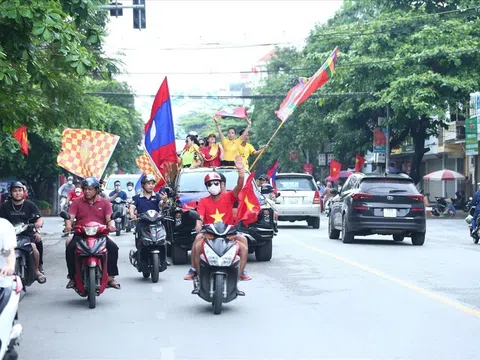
[[250, 120, 286, 171]]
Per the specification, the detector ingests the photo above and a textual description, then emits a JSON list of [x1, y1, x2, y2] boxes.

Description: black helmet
[[141, 174, 156, 184], [261, 184, 274, 194], [127, 181, 134, 186], [81, 177, 100, 191], [9, 181, 24, 193], [258, 174, 268, 181]]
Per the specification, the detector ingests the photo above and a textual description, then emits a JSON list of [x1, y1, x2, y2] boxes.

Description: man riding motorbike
[[126, 181, 136, 200], [0, 182, 46, 283], [470, 184, 480, 237], [64, 177, 121, 289], [58, 176, 75, 210], [184, 155, 252, 281], [128, 174, 168, 257], [0, 218, 18, 276]]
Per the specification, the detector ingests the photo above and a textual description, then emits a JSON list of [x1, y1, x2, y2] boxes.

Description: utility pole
[[386, 106, 391, 173]]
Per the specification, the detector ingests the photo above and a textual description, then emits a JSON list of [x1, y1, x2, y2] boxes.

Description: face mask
[[115, 186, 120, 190], [75, 189, 81, 195], [207, 182, 221, 196], [68, 181, 73, 185], [127, 186, 133, 191]]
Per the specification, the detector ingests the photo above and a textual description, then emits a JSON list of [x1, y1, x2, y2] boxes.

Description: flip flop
[[36, 274, 47, 284], [107, 279, 121, 289]]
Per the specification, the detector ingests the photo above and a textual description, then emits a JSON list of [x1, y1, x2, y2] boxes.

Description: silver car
[[275, 173, 321, 228]]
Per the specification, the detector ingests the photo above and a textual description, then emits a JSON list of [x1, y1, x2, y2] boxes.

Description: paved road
[[18, 215, 480, 360]]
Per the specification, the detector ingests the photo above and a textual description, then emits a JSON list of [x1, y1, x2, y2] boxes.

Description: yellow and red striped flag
[[57, 128, 120, 179]]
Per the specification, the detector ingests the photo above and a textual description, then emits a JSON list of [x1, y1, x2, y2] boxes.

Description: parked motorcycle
[[192, 222, 242, 315], [59, 211, 121, 309], [128, 210, 169, 283], [111, 197, 127, 236], [13, 215, 40, 289], [0, 276, 23, 360]]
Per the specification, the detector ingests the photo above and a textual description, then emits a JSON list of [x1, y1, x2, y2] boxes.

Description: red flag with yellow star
[[235, 171, 261, 226], [355, 154, 366, 172], [13, 125, 29, 156], [330, 160, 341, 180]]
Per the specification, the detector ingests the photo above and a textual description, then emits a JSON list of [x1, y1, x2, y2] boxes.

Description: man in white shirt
[[0, 218, 16, 276], [125, 181, 136, 200]]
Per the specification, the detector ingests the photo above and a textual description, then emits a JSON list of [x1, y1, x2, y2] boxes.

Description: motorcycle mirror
[[112, 211, 122, 219], [59, 211, 70, 220], [276, 192, 281, 197], [188, 210, 201, 221]]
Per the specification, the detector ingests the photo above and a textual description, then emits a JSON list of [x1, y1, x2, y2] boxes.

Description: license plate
[[383, 208, 397, 217], [287, 198, 299, 204]]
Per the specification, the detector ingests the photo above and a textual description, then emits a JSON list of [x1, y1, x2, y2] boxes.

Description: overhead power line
[[86, 92, 374, 99]]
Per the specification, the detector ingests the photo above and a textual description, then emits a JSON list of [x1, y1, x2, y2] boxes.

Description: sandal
[[66, 279, 75, 289], [36, 273, 47, 284], [107, 279, 121, 289]]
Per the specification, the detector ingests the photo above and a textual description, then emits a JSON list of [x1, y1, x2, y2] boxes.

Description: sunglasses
[[206, 181, 220, 187], [199, 142, 205, 145]]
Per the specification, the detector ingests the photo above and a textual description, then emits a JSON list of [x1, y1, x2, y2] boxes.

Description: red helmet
[[204, 172, 222, 185]]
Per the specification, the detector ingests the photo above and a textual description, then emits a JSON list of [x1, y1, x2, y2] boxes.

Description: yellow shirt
[[181, 144, 200, 166], [221, 137, 243, 162], [238, 141, 256, 170]]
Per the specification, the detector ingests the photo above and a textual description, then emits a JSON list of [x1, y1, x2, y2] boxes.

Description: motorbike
[[464, 197, 479, 243], [192, 221, 242, 315], [111, 197, 127, 236], [59, 211, 121, 309], [0, 276, 23, 360], [128, 210, 169, 283], [13, 215, 40, 289]]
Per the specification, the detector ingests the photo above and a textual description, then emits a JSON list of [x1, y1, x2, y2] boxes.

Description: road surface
[[18, 215, 480, 360]]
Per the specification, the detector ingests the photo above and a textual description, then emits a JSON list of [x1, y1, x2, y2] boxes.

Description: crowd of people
[[178, 116, 267, 171]]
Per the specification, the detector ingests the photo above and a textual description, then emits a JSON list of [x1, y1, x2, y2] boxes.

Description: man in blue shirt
[[129, 174, 168, 258], [109, 180, 128, 201], [470, 185, 480, 237]]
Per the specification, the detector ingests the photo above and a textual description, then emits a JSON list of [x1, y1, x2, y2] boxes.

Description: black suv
[[166, 167, 276, 264], [327, 173, 426, 245]]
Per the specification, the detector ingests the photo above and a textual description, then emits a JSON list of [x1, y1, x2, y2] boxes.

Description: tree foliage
[[0, 0, 142, 201], [251, 0, 480, 183]]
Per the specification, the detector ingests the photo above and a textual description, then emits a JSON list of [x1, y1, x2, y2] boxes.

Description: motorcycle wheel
[[87, 267, 96, 309], [474, 237, 479, 245], [116, 226, 121, 236], [213, 274, 224, 315], [151, 253, 160, 283]]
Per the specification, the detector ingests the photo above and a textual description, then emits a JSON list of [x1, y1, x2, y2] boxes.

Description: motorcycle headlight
[[204, 245, 236, 267], [115, 197, 122, 203], [175, 213, 182, 226], [83, 225, 99, 236], [263, 209, 271, 222]]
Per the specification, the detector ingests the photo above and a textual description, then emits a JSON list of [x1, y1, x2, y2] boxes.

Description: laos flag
[[144, 77, 178, 169]]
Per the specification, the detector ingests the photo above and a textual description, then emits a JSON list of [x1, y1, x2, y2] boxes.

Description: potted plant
[[35, 200, 52, 217]]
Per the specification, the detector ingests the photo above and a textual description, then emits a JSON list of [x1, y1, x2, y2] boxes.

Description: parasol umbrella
[[339, 170, 353, 179], [423, 169, 466, 181]]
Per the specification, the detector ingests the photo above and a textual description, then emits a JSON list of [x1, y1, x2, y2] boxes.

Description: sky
[[103, 0, 344, 121]]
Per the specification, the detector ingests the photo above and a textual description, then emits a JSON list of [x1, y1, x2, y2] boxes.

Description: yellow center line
[[293, 239, 480, 318]]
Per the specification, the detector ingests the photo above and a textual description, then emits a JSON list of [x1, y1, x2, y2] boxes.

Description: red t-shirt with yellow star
[[197, 191, 237, 225]]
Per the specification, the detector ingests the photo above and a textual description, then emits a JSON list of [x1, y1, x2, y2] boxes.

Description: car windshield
[[178, 170, 261, 195], [276, 177, 316, 191], [359, 179, 418, 194], [106, 176, 141, 191]]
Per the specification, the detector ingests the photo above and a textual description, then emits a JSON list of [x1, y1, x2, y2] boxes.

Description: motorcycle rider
[[58, 176, 75, 210], [470, 184, 480, 237], [109, 180, 128, 202], [64, 177, 121, 289], [0, 218, 17, 276], [184, 155, 252, 281], [66, 181, 83, 203], [0, 182, 46, 283], [129, 174, 168, 255], [126, 181, 136, 200]]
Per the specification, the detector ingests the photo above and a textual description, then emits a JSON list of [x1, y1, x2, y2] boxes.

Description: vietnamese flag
[[13, 125, 29, 156], [355, 154, 366, 172], [235, 172, 261, 226], [330, 160, 341, 181], [145, 77, 178, 169]]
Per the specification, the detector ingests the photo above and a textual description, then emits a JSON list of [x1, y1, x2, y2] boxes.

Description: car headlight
[[204, 245, 236, 267], [83, 225, 99, 236]]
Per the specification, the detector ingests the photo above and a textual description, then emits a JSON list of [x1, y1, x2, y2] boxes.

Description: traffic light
[[109, 2, 123, 16], [133, 0, 146, 29]]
